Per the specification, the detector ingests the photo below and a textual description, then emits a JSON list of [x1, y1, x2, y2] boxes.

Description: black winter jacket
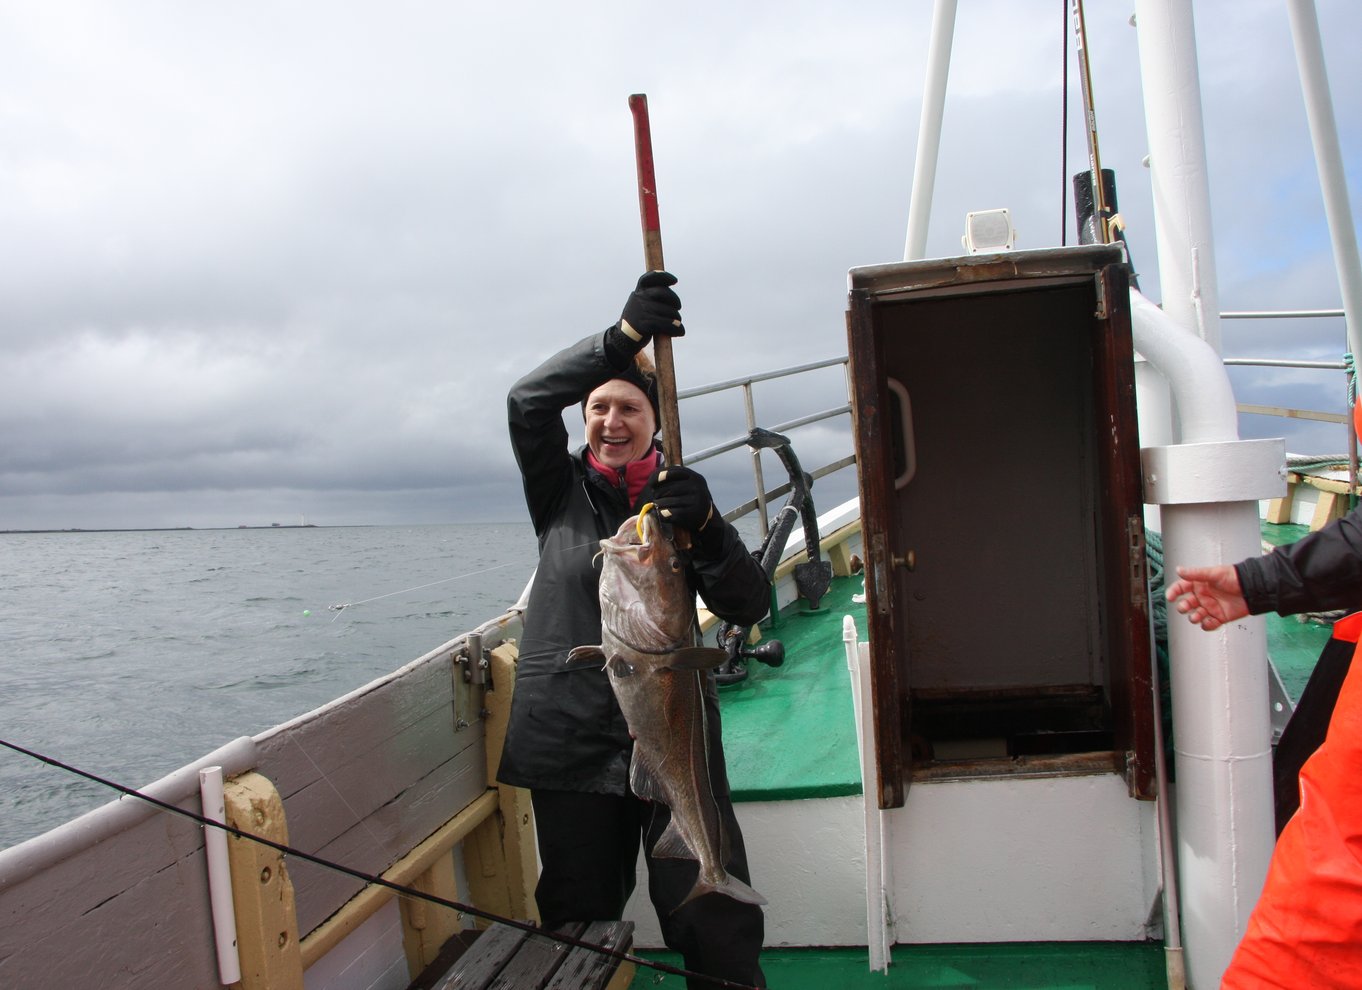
[[496, 332, 770, 795], [1237, 505, 1362, 615]]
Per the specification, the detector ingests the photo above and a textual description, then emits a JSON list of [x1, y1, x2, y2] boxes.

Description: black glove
[[620, 271, 685, 342], [648, 466, 723, 556]]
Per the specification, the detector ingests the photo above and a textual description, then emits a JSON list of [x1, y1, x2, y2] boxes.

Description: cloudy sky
[[2, 0, 1359, 530]]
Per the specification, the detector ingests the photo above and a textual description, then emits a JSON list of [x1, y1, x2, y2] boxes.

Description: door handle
[[886, 377, 916, 490]]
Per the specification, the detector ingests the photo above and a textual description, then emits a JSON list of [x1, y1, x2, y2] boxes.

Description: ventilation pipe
[[1132, 1, 1283, 986]]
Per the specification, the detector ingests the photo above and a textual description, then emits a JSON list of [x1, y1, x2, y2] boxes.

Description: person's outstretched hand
[[1165, 564, 1249, 631]]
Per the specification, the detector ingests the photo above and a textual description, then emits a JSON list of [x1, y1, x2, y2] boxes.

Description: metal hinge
[[452, 633, 490, 731]]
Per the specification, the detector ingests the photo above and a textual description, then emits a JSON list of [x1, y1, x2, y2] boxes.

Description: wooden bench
[[430, 920, 635, 990]]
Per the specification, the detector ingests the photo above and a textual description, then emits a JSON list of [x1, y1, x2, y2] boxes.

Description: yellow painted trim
[[477, 642, 539, 924], [225, 772, 304, 990], [771, 518, 862, 582], [605, 961, 637, 990]]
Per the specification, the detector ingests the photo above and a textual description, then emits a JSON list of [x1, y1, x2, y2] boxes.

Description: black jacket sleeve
[[507, 332, 625, 536], [690, 521, 771, 627], [1236, 505, 1362, 615]]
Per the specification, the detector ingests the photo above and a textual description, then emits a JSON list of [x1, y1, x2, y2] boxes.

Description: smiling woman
[[584, 364, 659, 469], [500, 265, 771, 987]]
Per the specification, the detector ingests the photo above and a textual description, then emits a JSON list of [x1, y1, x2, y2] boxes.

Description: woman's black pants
[[530, 788, 766, 989]]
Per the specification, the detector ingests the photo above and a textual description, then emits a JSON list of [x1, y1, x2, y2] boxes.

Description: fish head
[[597, 508, 695, 651]]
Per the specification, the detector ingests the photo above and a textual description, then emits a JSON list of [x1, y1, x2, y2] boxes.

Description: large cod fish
[[568, 507, 766, 909]]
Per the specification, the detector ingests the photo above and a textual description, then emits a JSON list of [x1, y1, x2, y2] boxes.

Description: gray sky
[[2, 0, 1359, 530]]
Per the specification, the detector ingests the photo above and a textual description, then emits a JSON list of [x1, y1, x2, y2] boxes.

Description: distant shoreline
[[0, 524, 324, 535]]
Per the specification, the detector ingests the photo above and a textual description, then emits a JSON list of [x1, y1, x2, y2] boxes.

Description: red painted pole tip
[[629, 94, 661, 237]]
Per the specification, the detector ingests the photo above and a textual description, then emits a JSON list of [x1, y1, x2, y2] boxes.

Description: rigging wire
[[1061, 0, 1070, 246], [1070, 0, 1109, 245], [0, 737, 758, 990]]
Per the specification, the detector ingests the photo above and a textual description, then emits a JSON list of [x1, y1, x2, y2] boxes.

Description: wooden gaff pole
[[628, 93, 683, 466]]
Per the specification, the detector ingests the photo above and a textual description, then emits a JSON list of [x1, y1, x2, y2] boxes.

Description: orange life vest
[[1221, 611, 1362, 988]]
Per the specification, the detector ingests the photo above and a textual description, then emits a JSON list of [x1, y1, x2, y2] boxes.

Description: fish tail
[[678, 873, 767, 909]]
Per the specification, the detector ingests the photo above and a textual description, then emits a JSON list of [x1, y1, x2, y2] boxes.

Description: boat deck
[[719, 573, 866, 801], [631, 942, 1166, 989], [625, 524, 1335, 988], [642, 574, 1172, 987]]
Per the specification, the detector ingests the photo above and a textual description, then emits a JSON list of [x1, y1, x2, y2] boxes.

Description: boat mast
[[1285, 0, 1362, 379], [902, 0, 957, 262], [1132, 2, 1277, 987]]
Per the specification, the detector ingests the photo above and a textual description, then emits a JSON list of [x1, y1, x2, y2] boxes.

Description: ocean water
[[0, 523, 538, 851]]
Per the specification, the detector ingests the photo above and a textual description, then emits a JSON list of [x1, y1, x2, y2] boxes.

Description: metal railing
[[678, 356, 856, 539], [1220, 307, 1352, 428], [1221, 307, 1357, 492]]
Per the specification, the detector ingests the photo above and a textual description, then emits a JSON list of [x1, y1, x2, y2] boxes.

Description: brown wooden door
[[848, 247, 1155, 809]]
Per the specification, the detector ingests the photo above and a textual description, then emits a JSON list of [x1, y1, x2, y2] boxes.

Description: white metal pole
[[844, 616, 890, 972], [1132, 2, 1278, 985], [1132, 0, 1223, 354], [903, 0, 957, 261], [199, 766, 241, 986], [1285, 0, 1362, 367]]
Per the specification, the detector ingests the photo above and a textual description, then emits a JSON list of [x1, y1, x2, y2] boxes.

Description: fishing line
[[326, 537, 603, 618], [0, 737, 758, 990], [328, 561, 524, 615], [286, 734, 391, 855]]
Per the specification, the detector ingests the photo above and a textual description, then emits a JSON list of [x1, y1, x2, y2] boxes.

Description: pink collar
[[587, 449, 662, 507]]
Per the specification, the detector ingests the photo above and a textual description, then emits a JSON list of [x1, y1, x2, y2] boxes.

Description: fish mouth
[[601, 505, 670, 559]]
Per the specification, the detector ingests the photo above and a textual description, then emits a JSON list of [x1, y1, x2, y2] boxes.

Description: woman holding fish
[[498, 271, 769, 989]]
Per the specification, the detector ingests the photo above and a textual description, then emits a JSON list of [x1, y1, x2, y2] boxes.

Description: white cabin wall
[[625, 795, 870, 948], [888, 773, 1159, 943]]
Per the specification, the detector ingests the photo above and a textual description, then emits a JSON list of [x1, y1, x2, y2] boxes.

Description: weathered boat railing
[[678, 355, 857, 540], [1220, 307, 1356, 495], [1221, 307, 1353, 430], [0, 611, 535, 989]]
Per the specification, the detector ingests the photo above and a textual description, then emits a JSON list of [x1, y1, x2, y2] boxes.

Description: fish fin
[[628, 754, 668, 804], [606, 655, 637, 678], [565, 645, 606, 667], [677, 874, 768, 909], [650, 818, 694, 861], [664, 647, 730, 671]]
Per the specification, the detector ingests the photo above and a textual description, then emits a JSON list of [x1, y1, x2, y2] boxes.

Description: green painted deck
[[669, 525, 1331, 989], [719, 574, 867, 801], [629, 943, 1167, 989]]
